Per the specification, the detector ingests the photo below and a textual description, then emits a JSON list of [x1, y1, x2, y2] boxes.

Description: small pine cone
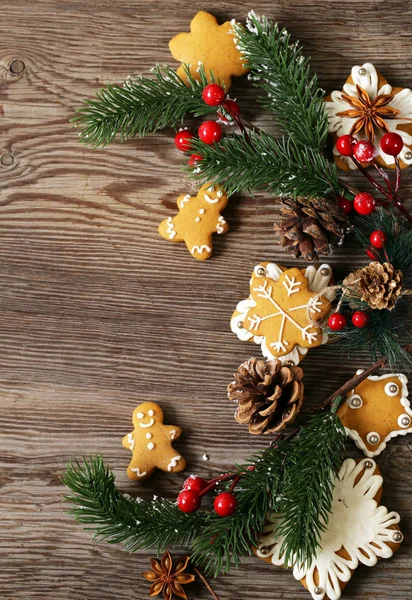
[[227, 358, 305, 435], [343, 261, 403, 310], [275, 196, 348, 261]]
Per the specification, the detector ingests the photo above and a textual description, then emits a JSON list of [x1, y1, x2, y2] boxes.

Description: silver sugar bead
[[401, 416, 411, 427], [259, 546, 269, 555], [404, 151, 412, 161], [320, 267, 330, 277], [389, 384, 398, 394], [314, 587, 323, 595], [393, 531, 404, 543], [237, 321, 244, 329], [284, 360, 295, 367], [367, 433, 380, 445], [256, 267, 266, 276], [364, 460, 374, 469], [358, 67, 367, 76], [348, 396, 362, 409]]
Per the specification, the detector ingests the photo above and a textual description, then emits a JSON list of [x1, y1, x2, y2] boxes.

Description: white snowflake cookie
[[338, 371, 411, 457], [231, 263, 335, 365], [257, 458, 403, 600]]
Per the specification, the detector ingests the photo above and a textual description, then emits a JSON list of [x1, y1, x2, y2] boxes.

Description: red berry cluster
[[176, 474, 238, 517], [328, 310, 370, 331]]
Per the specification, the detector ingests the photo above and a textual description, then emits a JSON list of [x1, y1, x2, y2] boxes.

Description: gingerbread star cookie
[[158, 182, 229, 260], [169, 11, 248, 90], [338, 371, 411, 457], [122, 402, 186, 481], [231, 263, 335, 365], [256, 458, 403, 600]]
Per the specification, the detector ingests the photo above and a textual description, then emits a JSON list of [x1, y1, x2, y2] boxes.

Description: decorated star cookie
[[325, 62, 412, 170], [231, 263, 335, 365], [158, 182, 229, 260], [122, 402, 186, 481], [338, 371, 411, 457], [256, 458, 403, 600], [169, 11, 248, 90]]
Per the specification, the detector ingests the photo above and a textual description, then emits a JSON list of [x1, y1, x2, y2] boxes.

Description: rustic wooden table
[[1, 1, 411, 598]]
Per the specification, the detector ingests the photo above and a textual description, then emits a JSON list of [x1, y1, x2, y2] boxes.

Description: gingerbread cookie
[[256, 458, 403, 600], [231, 263, 335, 365], [169, 11, 248, 90], [338, 371, 411, 457], [325, 62, 412, 170], [158, 183, 229, 260], [122, 402, 186, 481]]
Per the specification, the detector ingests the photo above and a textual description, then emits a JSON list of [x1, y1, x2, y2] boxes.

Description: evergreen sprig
[[73, 65, 213, 147], [189, 131, 341, 198], [277, 397, 346, 568], [233, 12, 328, 150]]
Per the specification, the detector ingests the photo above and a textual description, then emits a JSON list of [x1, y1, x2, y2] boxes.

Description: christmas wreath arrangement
[[64, 11, 412, 600]]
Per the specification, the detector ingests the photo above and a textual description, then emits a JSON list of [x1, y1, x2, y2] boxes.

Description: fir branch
[[233, 12, 328, 150], [73, 65, 213, 147], [277, 398, 346, 568], [189, 131, 340, 198]]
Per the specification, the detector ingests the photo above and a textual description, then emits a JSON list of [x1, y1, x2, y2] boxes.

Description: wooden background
[[1, 1, 412, 598]]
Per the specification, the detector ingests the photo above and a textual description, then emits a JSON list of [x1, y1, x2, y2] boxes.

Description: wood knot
[[9, 59, 25, 75], [1, 154, 14, 166]]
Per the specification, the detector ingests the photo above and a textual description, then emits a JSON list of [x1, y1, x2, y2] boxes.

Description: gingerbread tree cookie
[[122, 402, 186, 481], [169, 11, 248, 90], [338, 371, 411, 457], [231, 263, 335, 364], [158, 182, 229, 260], [256, 458, 403, 600]]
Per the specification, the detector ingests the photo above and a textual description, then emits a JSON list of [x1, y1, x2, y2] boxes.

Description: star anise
[[143, 550, 195, 600], [336, 84, 400, 142]]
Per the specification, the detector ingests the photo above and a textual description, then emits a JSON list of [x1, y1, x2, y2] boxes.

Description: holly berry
[[369, 229, 387, 249], [217, 99, 241, 122], [213, 491, 238, 517], [336, 134, 356, 156], [352, 310, 370, 328], [188, 153, 203, 166], [183, 475, 208, 494], [328, 313, 347, 331], [380, 132, 404, 157], [202, 83, 226, 106], [338, 196, 353, 214], [353, 140, 377, 163], [198, 121, 222, 144], [174, 130, 195, 152], [177, 489, 201, 513], [353, 192, 376, 215]]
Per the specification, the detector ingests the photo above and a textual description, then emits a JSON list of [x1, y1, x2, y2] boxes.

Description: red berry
[[328, 313, 347, 331], [369, 229, 387, 249], [336, 134, 356, 156], [177, 490, 201, 513], [198, 121, 222, 144], [213, 492, 238, 517], [174, 130, 194, 152], [353, 192, 376, 215], [183, 475, 208, 494], [352, 310, 370, 328], [202, 84, 226, 106], [366, 249, 378, 260], [338, 196, 353, 214], [217, 99, 241, 122], [353, 140, 377, 163], [380, 132, 404, 157], [188, 153, 203, 166]]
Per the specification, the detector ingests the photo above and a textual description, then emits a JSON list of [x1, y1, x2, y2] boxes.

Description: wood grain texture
[[1, 1, 412, 598]]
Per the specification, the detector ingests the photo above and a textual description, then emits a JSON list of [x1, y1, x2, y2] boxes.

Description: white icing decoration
[[136, 412, 144, 419], [145, 433, 152, 440], [385, 382, 399, 396], [203, 193, 219, 204], [202, 454, 209, 461], [139, 418, 154, 428], [147, 442, 155, 450], [191, 245, 211, 254], [127, 433, 134, 451], [199, 208, 205, 214], [131, 467, 147, 478], [166, 217, 176, 240], [346, 393, 363, 409], [216, 216, 226, 234], [344, 372, 411, 457], [195, 217, 201, 222], [169, 429, 176, 440], [282, 274, 301, 296], [148, 410, 154, 416], [216, 190, 223, 198], [257, 458, 401, 600], [180, 194, 191, 207], [398, 414, 411, 429], [167, 455, 181, 471]]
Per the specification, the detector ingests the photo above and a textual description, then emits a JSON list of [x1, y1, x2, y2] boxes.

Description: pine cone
[[275, 196, 348, 261], [343, 261, 403, 310], [228, 358, 305, 435]]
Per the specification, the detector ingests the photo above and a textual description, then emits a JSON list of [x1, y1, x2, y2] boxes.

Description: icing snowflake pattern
[[257, 458, 402, 600]]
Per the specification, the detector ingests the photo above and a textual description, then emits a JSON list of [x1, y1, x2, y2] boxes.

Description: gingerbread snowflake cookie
[[158, 183, 229, 260], [338, 371, 411, 457], [256, 458, 403, 600], [231, 263, 335, 364], [122, 402, 186, 481]]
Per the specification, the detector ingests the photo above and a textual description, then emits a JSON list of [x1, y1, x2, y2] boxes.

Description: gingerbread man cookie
[[338, 371, 411, 457], [122, 402, 186, 481], [169, 11, 248, 90], [231, 263, 335, 365], [158, 183, 229, 260]]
